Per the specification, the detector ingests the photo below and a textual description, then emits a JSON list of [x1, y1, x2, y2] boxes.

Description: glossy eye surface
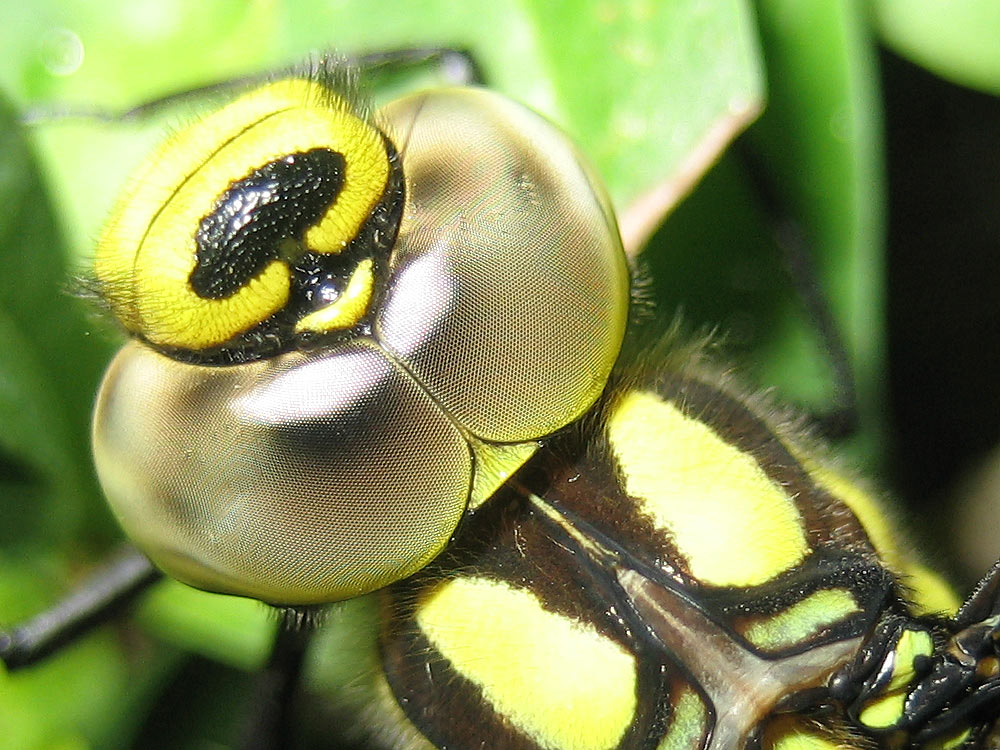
[[91, 66, 629, 605]]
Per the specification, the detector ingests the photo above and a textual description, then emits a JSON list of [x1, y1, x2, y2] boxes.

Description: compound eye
[[97, 78, 392, 351], [93, 341, 472, 605], [377, 89, 630, 442], [91, 73, 630, 606]]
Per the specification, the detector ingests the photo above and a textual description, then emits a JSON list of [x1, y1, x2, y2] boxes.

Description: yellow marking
[[741, 589, 860, 652], [98, 78, 389, 350], [886, 628, 933, 693], [859, 691, 906, 729], [802, 458, 960, 616], [607, 390, 808, 587], [657, 687, 708, 750], [468, 439, 539, 510], [294, 258, 375, 333], [765, 718, 842, 750], [804, 460, 905, 571], [926, 726, 973, 750], [137, 253, 290, 351], [417, 576, 637, 750], [906, 563, 961, 617]]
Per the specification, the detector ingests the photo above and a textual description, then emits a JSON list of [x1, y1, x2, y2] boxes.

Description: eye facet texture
[[92, 81, 628, 604]]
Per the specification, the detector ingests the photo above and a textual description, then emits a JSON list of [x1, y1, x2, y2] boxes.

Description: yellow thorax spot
[[416, 576, 637, 750], [886, 627, 934, 692], [926, 726, 973, 750], [739, 588, 860, 652], [859, 690, 907, 729], [606, 390, 808, 587], [294, 258, 375, 333], [799, 455, 905, 568], [764, 718, 844, 750], [904, 563, 961, 617], [656, 686, 708, 750], [857, 628, 933, 730], [97, 77, 391, 351], [467, 439, 540, 510], [800, 456, 960, 616]]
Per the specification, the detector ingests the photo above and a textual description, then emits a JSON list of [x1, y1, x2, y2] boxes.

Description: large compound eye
[[92, 68, 629, 605], [93, 341, 472, 604], [377, 88, 629, 442]]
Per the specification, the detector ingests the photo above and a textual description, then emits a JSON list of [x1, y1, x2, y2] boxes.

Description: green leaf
[[642, 0, 886, 466], [0, 555, 179, 750], [137, 582, 275, 673], [0, 93, 114, 547], [874, 0, 1000, 95], [0, 0, 764, 258], [749, 0, 887, 458]]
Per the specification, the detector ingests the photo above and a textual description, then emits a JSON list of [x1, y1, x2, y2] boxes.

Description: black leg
[[0, 544, 160, 669], [237, 612, 317, 750], [22, 47, 484, 126], [735, 138, 861, 441], [955, 558, 1000, 627], [350, 47, 484, 86]]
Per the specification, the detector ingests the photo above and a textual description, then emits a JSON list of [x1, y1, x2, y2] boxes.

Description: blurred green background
[[0, 1, 997, 748]]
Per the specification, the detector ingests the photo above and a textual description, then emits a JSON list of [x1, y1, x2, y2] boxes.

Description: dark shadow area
[[882, 49, 1000, 519]]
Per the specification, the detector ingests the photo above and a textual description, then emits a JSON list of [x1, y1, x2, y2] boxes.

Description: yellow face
[[97, 77, 393, 351], [90, 62, 630, 604]]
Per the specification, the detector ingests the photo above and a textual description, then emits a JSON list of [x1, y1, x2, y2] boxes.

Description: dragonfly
[[1, 14, 998, 750]]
